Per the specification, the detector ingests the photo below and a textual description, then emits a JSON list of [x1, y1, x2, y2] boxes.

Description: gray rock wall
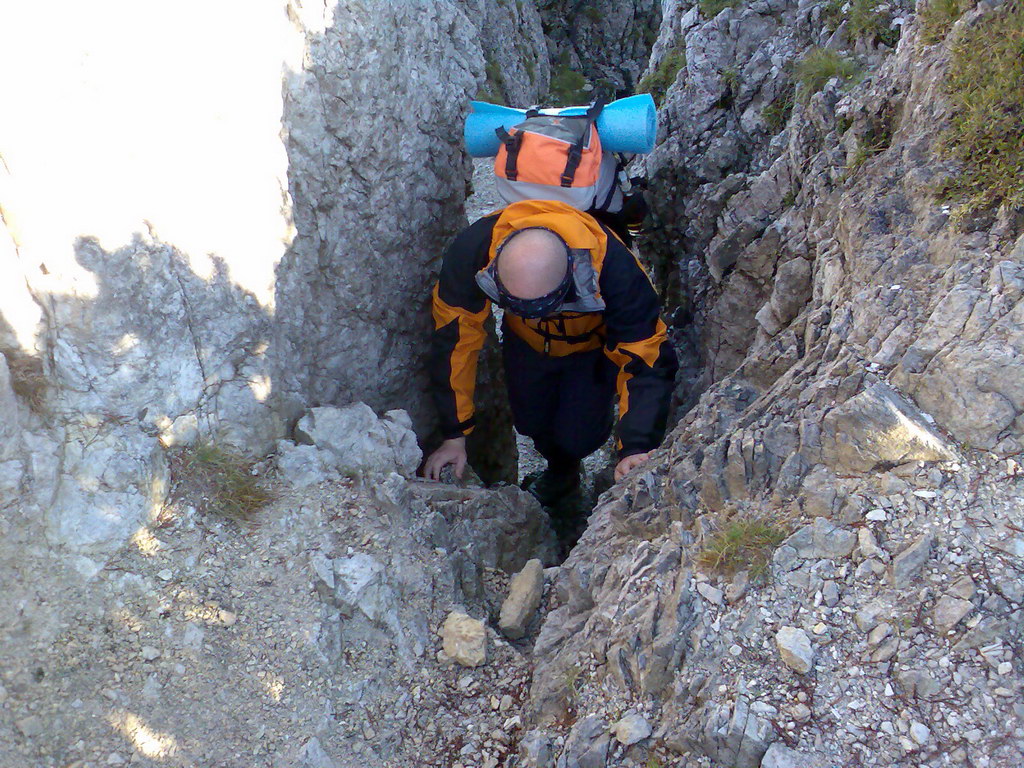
[[274, 0, 484, 434], [0, 0, 548, 561], [536, 0, 661, 98], [526, 2, 1024, 765]]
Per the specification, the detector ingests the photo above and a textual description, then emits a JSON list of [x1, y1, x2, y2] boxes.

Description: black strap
[[560, 100, 606, 188], [532, 316, 602, 344], [496, 127, 524, 182], [595, 153, 625, 211]]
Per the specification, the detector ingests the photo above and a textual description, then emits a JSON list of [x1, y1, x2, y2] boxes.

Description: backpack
[[493, 102, 612, 213], [492, 101, 650, 242]]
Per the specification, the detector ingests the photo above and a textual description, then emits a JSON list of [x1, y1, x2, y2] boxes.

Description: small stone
[[932, 595, 973, 633], [871, 637, 900, 662], [998, 662, 1013, 676], [16, 715, 44, 737], [697, 582, 724, 606], [868, 622, 892, 648], [888, 533, 934, 589], [156, 569, 173, 581], [854, 601, 886, 632], [947, 575, 976, 600], [611, 712, 651, 746], [896, 669, 941, 699], [858, 527, 883, 559], [776, 626, 814, 674], [789, 703, 812, 722], [866, 508, 888, 522], [499, 694, 513, 712], [761, 742, 820, 768], [440, 611, 487, 667], [107, 754, 126, 766], [725, 570, 749, 603], [499, 560, 544, 640], [140, 646, 162, 661], [822, 580, 840, 607], [218, 610, 237, 627], [910, 721, 930, 745], [965, 728, 983, 744]]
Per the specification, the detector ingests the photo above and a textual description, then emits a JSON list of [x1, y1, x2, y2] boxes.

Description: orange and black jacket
[[429, 200, 678, 458]]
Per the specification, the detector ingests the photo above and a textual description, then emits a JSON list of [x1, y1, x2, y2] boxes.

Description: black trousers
[[502, 328, 617, 469]]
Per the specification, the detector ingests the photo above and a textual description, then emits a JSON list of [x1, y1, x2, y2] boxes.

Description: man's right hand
[[422, 437, 468, 481]]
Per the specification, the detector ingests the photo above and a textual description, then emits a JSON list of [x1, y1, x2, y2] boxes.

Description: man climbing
[[422, 197, 678, 508]]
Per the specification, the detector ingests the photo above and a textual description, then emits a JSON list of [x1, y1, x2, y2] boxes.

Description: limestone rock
[[776, 627, 814, 674], [821, 383, 956, 474], [518, 730, 555, 767], [779, 518, 857, 561], [275, 442, 339, 488], [440, 611, 487, 667], [704, 697, 775, 768], [611, 712, 652, 746], [932, 595, 973, 634], [300, 737, 339, 768], [761, 743, 827, 768], [295, 404, 422, 478], [499, 559, 544, 640], [559, 714, 610, 768], [888, 533, 934, 589]]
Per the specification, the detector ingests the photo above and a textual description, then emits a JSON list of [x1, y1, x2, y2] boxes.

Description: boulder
[[499, 559, 545, 640], [440, 611, 487, 667], [295, 404, 421, 478], [821, 383, 956, 473], [776, 627, 814, 674]]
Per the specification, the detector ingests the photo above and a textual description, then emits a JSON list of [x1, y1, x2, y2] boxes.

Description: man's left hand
[[614, 452, 649, 482]]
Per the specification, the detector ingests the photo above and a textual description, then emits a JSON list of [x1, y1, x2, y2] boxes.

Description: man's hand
[[423, 437, 468, 481], [614, 452, 649, 482]]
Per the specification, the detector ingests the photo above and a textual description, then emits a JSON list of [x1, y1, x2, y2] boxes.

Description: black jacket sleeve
[[598, 235, 678, 457], [427, 215, 498, 439]]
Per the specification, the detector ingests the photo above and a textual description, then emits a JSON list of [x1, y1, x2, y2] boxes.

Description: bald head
[[496, 228, 569, 299]]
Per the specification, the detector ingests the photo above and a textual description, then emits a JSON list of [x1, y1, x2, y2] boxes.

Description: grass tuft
[[700, 0, 741, 18], [847, 0, 900, 46], [762, 85, 795, 132], [697, 514, 789, 579], [637, 42, 686, 106], [936, 3, 1024, 220], [794, 48, 860, 98], [918, 0, 968, 44], [548, 65, 589, 105], [169, 440, 271, 520]]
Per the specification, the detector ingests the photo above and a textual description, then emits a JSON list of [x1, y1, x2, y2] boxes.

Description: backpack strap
[[495, 126, 524, 182], [561, 100, 605, 188], [595, 152, 626, 212]]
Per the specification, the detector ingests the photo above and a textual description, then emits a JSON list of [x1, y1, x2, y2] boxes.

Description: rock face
[[523, 2, 1024, 766], [536, 0, 661, 97], [0, 0, 552, 563], [469, 0, 551, 106], [3, 3, 1024, 768]]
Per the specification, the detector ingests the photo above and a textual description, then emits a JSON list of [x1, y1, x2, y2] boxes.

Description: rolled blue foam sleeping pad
[[463, 93, 657, 157]]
